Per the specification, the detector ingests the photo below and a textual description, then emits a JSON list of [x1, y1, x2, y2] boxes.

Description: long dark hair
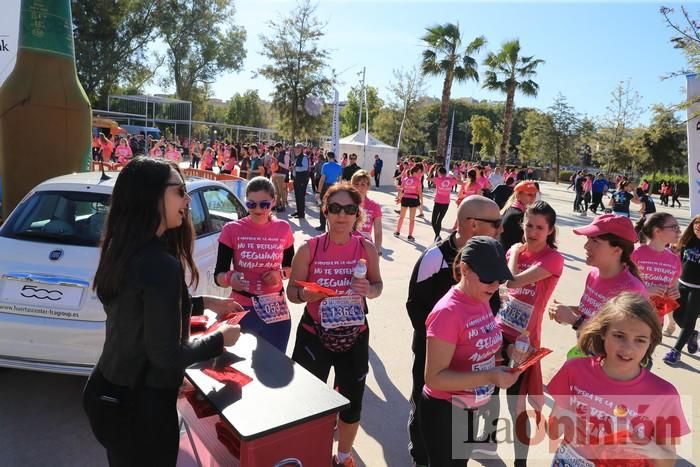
[[525, 201, 557, 248], [635, 212, 674, 243], [678, 214, 700, 249], [93, 157, 198, 303]]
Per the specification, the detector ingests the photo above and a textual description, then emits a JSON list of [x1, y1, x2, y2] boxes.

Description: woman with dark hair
[[286, 183, 383, 467], [609, 180, 640, 217], [663, 214, 700, 365], [548, 214, 648, 338], [499, 181, 539, 251], [83, 157, 242, 466], [429, 166, 459, 241], [493, 201, 564, 464], [214, 176, 295, 352]]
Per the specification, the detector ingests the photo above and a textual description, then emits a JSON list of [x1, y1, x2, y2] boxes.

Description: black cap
[[460, 236, 513, 283]]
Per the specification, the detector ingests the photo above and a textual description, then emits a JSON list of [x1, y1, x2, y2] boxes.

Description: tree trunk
[[436, 70, 453, 159], [498, 87, 516, 166]]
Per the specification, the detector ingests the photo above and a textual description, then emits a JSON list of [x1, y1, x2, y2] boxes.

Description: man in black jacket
[[405, 195, 502, 467], [342, 153, 362, 181]]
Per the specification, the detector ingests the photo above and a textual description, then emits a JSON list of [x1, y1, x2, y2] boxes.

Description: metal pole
[[357, 67, 365, 132]]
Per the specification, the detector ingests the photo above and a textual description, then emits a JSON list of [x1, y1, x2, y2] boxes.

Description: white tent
[[325, 129, 398, 186]]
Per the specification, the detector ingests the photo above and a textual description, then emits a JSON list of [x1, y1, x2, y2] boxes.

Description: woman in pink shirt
[[632, 213, 682, 335], [214, 177, 295, 352], [351, 170, 383, 255], [548, 293, 689, 466], [201, 147, 214, 171], [114, 138, 133, 164], [422, 236, 521, 466], [394, 165, 423, 242], [429, 166, 458, 241], [548, 214, 648, 338], [495, 201, 564, 464], [286, 183, 382, 467]]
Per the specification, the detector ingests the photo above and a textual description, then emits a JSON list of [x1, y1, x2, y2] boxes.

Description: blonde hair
[[351, 169, 372, 186], [578, 292, 661, 363]]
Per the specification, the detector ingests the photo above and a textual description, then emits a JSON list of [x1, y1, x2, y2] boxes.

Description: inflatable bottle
[[0, 0, 92, 219]]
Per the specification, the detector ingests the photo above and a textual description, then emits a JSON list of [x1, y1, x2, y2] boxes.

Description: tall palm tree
[[483, 39, 544, 166], [420, 23, 485, 160]]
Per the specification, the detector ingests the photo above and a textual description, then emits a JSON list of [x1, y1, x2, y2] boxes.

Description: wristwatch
[[572, 315, 586, 331]]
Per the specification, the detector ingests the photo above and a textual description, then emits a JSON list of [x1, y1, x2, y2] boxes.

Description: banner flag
[[444, 110, 455, 170], [686, 74, 700, 216]]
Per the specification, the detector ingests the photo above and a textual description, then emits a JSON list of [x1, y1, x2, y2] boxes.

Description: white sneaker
[[663, 320, 676, 337]]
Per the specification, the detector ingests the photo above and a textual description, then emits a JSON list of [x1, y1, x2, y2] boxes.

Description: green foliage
[[257, 0, 332, 143], [469, 115, 499, 159], [420, 22, 486, 159], [156, 0, 246, 113], [598, 80, 643, 173], [518, 109, 555, 165], [559, 170, 575, 182], [73, 0, 160, 107], [340, 85, 384, 136], [640, 173, 689, 196], [226, 90, 266, 128]]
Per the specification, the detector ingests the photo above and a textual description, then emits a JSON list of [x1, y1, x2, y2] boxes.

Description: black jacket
[[97, 238, 223, 389], [342, 163, 361, 181]]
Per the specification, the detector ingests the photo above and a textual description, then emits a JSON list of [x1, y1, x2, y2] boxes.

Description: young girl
[[548, 293, 689, 466], [394, 165, 423, 242], [632, 213, 681, 336], [422, 236, 521, 467], [495, 201, 564, 464], [548, 214, 648, 334], [214, 177, 295, 352], [663, 214, 700, 365], [430, 167, 458, 241]]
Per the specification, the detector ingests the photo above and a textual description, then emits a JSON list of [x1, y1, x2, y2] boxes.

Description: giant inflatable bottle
[[0, 0, 91, 219]]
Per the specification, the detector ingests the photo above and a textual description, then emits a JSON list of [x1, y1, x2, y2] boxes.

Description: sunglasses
[[166, 182, 187, 197], [467, 217, 502, 228], [472, 269, 506, 285], [245, 200, 273, 210], [327, 203, 359, 215], [661, 224, 681, 232]]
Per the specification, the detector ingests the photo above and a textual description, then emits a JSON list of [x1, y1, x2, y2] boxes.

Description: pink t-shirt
[[423, 286, 503, 408], [434, 176, 458, 204], [218, 217, 294, 306], [457, 182, 480, 200], [578, 268, 648, 319], [305, 234, 368, 323], [401, 176, 421, 199], [114, 145, 132, 164], [631, 245, 681, 293], [498, 246, 564, 344], [357, 197, 381, 241], [547, 357, 689, 463]]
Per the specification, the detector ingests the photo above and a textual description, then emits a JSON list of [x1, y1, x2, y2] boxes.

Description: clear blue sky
[[163, 1, 692, 124]]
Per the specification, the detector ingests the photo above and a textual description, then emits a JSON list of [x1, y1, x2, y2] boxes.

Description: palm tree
[[420, 23, 485, 160], [483, 39, 544, 166]]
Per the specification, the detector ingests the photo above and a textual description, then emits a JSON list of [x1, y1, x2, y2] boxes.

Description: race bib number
[[552, 442, 594, 467], [471, 356, 496, 404], [252, 292, 290, 324], [498, 296, 534, 334], [320, 295, 365, 329]]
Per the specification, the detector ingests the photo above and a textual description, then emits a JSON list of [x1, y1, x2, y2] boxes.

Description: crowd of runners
[[83, 145, 696, 467]]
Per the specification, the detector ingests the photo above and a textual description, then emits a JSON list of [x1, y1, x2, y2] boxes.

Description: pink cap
[[573, 214, 637, 243]]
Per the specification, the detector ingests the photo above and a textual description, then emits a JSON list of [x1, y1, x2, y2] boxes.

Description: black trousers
[[673, 284, 700, 352], [408, 330, 428, 464], [83, 369, 180, 467], [317, 185, 330, 229], [374, 172, 381, 188], [590, 192, 603, 212], [293, 172, 310, 217], [431, 202, 450, 238]]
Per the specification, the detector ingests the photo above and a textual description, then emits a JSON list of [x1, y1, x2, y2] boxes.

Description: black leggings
[[431, 202, 450, 238], [419, 393, 482, 467], [292, 321, 369, 423], [673, 284, 700, 352]]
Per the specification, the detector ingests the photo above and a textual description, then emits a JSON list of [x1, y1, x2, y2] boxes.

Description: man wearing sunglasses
[[405, 195, 503, 467]]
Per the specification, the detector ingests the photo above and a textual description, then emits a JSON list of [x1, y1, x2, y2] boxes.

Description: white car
[[0, 171, 247, 375]]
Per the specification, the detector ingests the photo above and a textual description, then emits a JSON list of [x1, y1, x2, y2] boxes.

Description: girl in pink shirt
[[549, 214, 649, 341], [429, 167, 458, 241], [548, 293, 689, 466], [394, 166, 422, 241], [201, 147, 214, 171], [422, 236, 521, 466], [495, 201, 564, 463], [214, 177, 295, 352], [114, 138, 133, 164], [632, 213, 682, 335], [351, 170, 383, 255], [286, 184, 382, 467]]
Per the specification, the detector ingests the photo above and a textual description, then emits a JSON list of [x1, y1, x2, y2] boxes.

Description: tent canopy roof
[[339, 129, 395, 148]]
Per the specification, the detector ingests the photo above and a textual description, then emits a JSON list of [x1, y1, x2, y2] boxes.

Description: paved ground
[[0, 180, 697, 466]]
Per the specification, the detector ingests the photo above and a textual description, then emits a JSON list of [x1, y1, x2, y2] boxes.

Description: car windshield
[[0, 190, 111, 247]]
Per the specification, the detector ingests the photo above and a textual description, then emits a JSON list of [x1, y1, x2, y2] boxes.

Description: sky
[[162, 0, 694, 125]]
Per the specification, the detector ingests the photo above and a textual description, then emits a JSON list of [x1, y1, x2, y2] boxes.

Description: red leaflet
[[202, 366, 253, 387], [508, 347, 553, 373], [295, 280, 337, 297]]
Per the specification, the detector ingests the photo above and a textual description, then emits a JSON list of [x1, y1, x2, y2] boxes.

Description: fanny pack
[[302, 310, 362, 353]]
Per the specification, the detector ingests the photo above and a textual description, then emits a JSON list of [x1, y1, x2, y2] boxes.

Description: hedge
[[640, 173, 689, 197]]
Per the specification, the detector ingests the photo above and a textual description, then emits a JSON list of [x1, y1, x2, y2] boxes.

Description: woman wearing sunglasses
[[421, 236, 521, 467], [214, 177, 295, 352], [287, 183, 383, 467]]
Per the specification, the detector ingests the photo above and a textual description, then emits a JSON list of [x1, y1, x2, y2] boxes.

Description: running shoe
[[688, 330, 699, 355], [663, 320, 676, 337], [332, 454, 356, 467], [393, 231, 400, 237], [407, 235, 415, 242], [663, 348, 681, 366], [417, 213, 425, 218]]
